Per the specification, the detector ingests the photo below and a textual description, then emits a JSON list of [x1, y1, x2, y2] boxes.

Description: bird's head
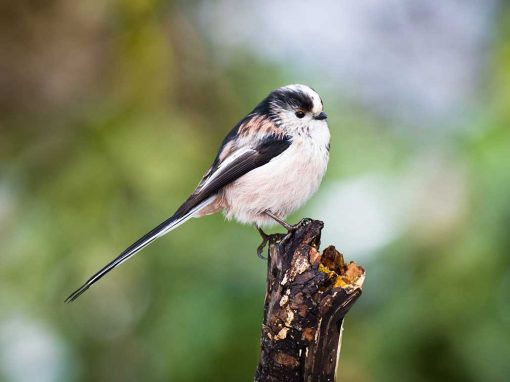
[[253, 84, 327, 135]]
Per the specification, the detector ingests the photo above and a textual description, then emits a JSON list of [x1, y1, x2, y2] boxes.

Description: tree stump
[[255, 219, 365, 382]]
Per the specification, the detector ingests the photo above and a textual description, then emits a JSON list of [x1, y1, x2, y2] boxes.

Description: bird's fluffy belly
[[222, 138, 329, 226]]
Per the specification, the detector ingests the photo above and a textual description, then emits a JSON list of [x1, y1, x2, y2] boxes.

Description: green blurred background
[[1, 1, 510, 381]]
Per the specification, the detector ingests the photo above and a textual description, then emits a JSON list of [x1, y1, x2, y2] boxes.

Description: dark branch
[[255, 219, 365, 382]]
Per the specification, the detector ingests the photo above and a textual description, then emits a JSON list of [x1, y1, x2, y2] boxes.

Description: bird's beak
[[314, 111, 327, 120]]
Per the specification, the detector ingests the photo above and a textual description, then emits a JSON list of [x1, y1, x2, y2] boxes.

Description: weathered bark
[[255, 219, 365, 382]]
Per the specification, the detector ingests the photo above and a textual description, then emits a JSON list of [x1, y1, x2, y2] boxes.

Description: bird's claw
[[257, 237, 269, 259], [255, 219, 313, 259], [256, 226, 270, 259]]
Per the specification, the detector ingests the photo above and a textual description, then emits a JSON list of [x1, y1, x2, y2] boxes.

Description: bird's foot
[[256, 239, 268, 259], [256, 216, 314, 258], [256, 227, 286, 259], [283, 217, 314, 233], [255, 213, 312, 260], [256, 226, 270, 259]]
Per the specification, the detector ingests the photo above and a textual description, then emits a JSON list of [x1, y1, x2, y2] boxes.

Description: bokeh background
[[1, 1, 510, 381]]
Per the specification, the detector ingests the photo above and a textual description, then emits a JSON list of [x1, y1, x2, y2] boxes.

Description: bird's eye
[[295, 111, 305, 119]]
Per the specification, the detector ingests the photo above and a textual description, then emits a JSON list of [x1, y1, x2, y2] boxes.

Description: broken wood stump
[[255, 219, 365, 382]]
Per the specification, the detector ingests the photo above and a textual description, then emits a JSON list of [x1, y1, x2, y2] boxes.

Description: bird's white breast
[[222, 123, 330, 226]]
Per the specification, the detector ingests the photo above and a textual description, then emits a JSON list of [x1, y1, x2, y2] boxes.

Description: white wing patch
[[199, 147, 256, 190]]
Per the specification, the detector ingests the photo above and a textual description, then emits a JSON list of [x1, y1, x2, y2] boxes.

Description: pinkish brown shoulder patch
[[238, 115, 279, 138]]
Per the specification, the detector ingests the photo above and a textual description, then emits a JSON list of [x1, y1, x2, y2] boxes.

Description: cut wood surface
[[255, 219, 365, 382]]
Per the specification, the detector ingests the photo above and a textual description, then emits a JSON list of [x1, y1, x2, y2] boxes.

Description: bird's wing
[[65, 132, 291, 302], [175, 133, 292, 217]]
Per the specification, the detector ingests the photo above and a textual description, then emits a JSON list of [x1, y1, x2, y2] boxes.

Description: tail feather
[[65, 197, 214, 303]]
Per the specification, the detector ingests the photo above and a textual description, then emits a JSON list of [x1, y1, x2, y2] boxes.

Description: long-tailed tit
[[66, 84, 329, 302]]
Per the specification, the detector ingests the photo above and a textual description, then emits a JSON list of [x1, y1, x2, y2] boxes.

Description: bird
[[65, 84, 330, 302]]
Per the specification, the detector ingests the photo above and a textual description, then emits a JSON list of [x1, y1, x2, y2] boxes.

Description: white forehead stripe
[[283, 84, 323, 114]]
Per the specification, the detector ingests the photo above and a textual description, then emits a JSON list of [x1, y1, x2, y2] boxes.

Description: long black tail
[[65, 198, 213, 303]]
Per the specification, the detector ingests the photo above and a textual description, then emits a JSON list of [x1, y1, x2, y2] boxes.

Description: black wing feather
[[175, 134, 291, 216]]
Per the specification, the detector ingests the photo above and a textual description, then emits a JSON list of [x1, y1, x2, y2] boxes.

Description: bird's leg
[[257, 210, 312, 258], [263, 210, 294, 231], [263, 210, 312, 232], [256, 226, 271, 259]]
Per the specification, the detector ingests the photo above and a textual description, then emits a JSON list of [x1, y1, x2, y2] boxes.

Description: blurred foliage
[[1, 1, 510, 382]]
